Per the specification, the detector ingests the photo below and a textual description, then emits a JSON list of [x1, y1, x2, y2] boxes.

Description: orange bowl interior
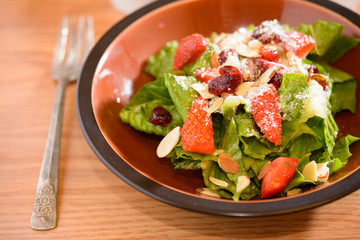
[[91, 0, 360, 200]]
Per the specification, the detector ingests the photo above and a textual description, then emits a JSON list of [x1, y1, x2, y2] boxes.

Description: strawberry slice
[[245, 84, 282, 145], [259, 46, 280, 63], [282, 31, 316, 59], [173, 33, 209, 71], [261, 157, 297, 198], [181, 97, 214, 154], [194, 67, 220, 82]]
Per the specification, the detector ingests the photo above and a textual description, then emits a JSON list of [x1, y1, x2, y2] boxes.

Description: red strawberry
[[181, 97, 214, 154], [245, 84, 282, 145], [173, 33, 209, 71], [194, 67, 220, 82], [282, 31, 316, 59], [259, 46, 280, 62], [261, 157, 297, 198]]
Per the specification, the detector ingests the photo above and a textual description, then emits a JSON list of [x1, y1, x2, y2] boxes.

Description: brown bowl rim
[[76, 0, 360, 216]]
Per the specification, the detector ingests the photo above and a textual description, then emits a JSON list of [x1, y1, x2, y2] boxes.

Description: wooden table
[[1, 0, 359, 239]]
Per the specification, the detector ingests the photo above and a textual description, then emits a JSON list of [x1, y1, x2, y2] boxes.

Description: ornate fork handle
[[30, 79, 68, 230], [30, 16, 93, 231]]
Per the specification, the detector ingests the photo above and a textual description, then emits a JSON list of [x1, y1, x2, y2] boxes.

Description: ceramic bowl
[[76, 0, 360, 216]]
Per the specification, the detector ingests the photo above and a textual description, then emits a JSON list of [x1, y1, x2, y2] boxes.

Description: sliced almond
[[197, 187, 221, 198], [317, 163, 329, 182], [287, 188, 301, 196], [235, 82, 255, 96], [213, 149, 225, 156], [257, 161, 271, 180], [207, 97, 224, 115], [218, 153, 240, 174], [247, 39, 263, 49], [258, 66, 276, 85], [209, 176, 229, 187], [235, 44, 261, 58], [236, 175, 250, 193], [191, 83, 215, 99], [156, 126, 181, 158], [223, 54, 241, 68], [302, 160, 318, 182], [211, 51, 220, 68]]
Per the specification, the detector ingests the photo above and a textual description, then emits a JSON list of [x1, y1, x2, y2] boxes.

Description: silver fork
[[30, 16, 94, 230]]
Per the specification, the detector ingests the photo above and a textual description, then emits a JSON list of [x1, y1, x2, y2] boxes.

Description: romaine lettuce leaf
[[145, 41, 178, 79], [319, 37, 360, 62], [189, 43, 220, 73], [297, 20, 343, 57], [323, 63, 355, 83], [322, 63, 357, 113], [297, 20, 359, 62], [119, 77, 182, 136], [120, 100, 181, 136], [164, 73, 199, 120], [218, 117, 245, 173], [287, 134, 322, 159], [331, 80, 357, 114], [201, 160, 236, 198], [327, 134, 360, 174], [279, 73, 309, 121]]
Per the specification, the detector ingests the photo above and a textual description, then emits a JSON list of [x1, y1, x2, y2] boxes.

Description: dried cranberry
[[150, 106, 172, 127], [269, 72, 283, 90], [208, 65, 243, 95], [254, 58, 271, 73], [218, 49, 237, 65], [252, 20, 286, 44]]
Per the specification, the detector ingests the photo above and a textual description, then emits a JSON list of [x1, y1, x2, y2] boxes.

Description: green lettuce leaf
[[279, 73, 309, 121], [164, 73, 199, 120], [297, 20, 359, 62], [219, 117, 245, 173], [189, 43, 220, 73], [331, 80, 357, 114], [119, 77, 182, 136], [297, 20, 343, 57], [145, 41, 178, 79], [322, 63, 357, 113], [319, 37, 360, 62], [327, 135, 360, 174]]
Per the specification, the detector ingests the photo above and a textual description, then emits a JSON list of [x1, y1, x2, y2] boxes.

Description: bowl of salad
[[77, 0, 360, 216]]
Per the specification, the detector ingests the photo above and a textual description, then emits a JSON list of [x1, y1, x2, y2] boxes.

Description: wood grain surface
[[0, 0, 359, 239]]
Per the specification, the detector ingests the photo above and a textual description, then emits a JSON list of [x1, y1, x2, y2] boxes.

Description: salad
[[120, 20, 360, 200]]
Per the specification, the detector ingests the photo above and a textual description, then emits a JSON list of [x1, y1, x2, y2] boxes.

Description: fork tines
[[51, 16, 94, 82]]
